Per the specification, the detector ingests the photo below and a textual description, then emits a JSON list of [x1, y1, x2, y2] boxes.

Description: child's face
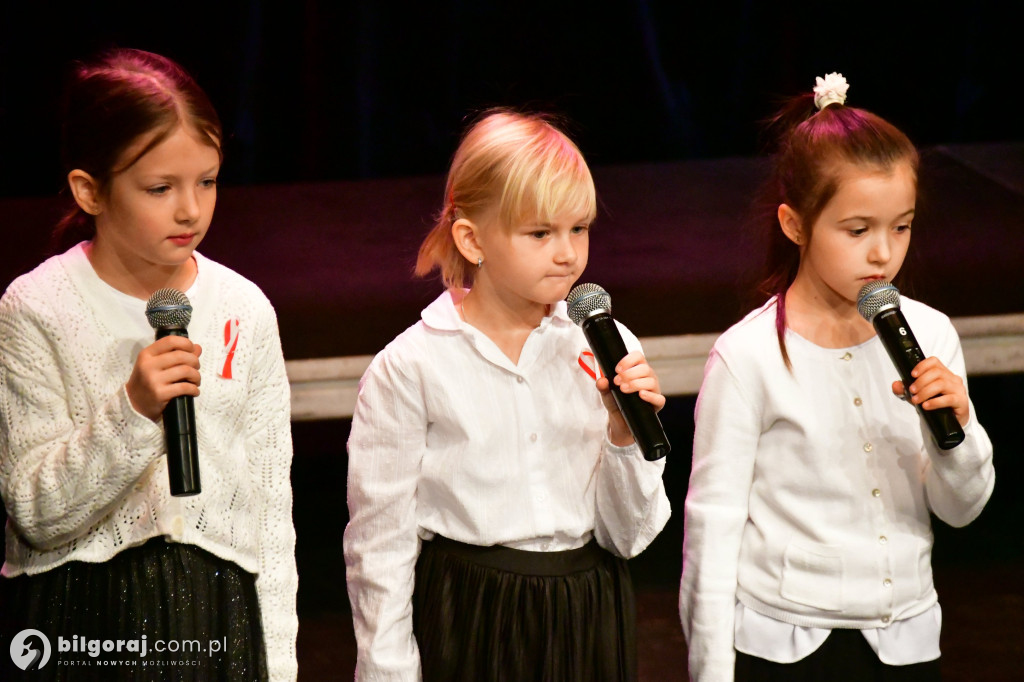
[[95, 125, 220, 273], [478, 209, 591, 309], [798, 160, 916, 307]]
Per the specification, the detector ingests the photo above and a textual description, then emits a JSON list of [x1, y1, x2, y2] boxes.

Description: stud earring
[[477, 257, 483, 268]]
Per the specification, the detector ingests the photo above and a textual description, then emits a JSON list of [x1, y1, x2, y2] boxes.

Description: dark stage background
[[2, 2, 1022, 680], [1, 2, 1020, 195]]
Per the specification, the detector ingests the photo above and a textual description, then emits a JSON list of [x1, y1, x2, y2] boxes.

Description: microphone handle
[[581, 314, 670, 461], [156, 327, 201, 495], [873, 309, 965, 450]]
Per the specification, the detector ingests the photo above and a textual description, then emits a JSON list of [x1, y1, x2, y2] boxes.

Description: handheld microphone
[[145, 288, 201, 495], [567, 283, 670, 461], [857, 280, 964, 450]]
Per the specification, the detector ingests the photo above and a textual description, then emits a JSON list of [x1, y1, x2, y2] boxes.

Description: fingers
[[637, 389, 666, 411], [151, 334, 201, 356], [613, 351, 661, 395], [147, 349, 202, 376], [904, 356, 970, 426], [126, 338, 203, 420], [906, 358, 965, 407], [606, 352, 666, 412], [891, 380, 907, 399]]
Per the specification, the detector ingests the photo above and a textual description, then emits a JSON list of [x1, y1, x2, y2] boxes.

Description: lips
[[169, 233, 195, 246]]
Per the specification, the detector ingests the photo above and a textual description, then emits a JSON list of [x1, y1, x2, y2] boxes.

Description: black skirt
[[735, 628, 941, 682], [0, 537, 267, 681], [413, 535, 637, 682]]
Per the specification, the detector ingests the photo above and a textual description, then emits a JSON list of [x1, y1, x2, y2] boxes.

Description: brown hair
[[757, 91, 919, 367], [415, 109, 596, 290], [53, 48, 222, 252]]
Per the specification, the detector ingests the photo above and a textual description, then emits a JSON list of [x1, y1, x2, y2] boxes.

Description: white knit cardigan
[[0, 244, 298, 680]]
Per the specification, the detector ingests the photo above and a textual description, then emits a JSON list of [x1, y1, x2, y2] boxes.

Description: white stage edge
[[287, 313, 1024, 421]]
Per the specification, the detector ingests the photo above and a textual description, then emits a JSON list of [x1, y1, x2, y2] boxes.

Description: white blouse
[[344, 290, 671, 681]]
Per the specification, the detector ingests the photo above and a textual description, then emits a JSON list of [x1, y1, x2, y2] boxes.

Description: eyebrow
[[144, 165, 221, 181], [838, 208, 915, 224]]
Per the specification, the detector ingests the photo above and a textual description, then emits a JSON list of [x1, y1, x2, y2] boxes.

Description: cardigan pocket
[[779, 542, 844, 611]]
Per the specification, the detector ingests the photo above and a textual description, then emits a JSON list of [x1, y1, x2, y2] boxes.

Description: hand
[[126, 336, 203, 421], [891, 356, 969, 427], [595, 351, 666, 446]]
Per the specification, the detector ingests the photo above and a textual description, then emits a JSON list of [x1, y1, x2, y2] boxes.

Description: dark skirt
[[0, 537, 267, 681], [735, 628, 941, 682], [413, 535, 637, 682]]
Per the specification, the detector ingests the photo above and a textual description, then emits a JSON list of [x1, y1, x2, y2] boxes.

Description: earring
[[477, 257, 483, 268]]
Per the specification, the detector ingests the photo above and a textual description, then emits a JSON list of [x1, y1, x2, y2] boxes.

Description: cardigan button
[[853, 397, 863, 407]]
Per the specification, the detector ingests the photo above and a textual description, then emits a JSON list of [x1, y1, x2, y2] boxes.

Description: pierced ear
[[452, 218, 484, 265], [67, 170, 103, 216], [778, 203, 804, 246]]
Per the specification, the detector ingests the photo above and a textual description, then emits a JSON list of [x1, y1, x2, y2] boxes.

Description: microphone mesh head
[[145, 288, 192, 329], [857, 280, 901, 322], [567, 283, 611, 326]]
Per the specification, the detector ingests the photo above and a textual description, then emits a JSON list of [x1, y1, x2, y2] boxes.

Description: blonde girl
[[345, 110, 671, 681]]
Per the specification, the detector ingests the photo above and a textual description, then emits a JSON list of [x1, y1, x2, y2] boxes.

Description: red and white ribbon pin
[[577, 350, 604, 381], [220, 318, 240, 379]]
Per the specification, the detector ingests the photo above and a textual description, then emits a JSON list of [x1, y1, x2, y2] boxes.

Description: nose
[[175, 188, 201, 225], [868, 232, 891, 265], [553, 233, 578, 265]]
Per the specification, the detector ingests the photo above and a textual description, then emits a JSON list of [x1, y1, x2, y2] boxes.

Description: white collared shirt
[[344, 290, 671, 680]]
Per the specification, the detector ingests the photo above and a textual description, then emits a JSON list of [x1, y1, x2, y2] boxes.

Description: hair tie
[[813, 72, 849, 110], [448, 189, 457, 215]]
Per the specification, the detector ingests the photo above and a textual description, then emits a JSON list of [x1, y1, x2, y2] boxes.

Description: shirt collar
[[421, 289, 574, 332]]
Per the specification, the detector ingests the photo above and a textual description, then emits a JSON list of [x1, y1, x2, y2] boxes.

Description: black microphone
[[857, 280, 964, 450], [567, 283, 670, 461], [145, 288, 201, 495]]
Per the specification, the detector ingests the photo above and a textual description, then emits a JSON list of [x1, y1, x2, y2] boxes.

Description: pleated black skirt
[[0, 537, 267, 681], [413, 535, 637, 682]]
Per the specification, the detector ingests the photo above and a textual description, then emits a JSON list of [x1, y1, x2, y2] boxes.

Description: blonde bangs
[[498, 126, 596, 229]]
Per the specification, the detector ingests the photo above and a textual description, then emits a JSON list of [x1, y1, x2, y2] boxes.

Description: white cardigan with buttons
[[680, 296, 994, 681]]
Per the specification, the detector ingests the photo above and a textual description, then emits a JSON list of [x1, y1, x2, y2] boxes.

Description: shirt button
[[883, 578, 893, 588], [841, 352, 853, 361], [882, 615, 891, 624], [863, 443, 873, 452], [529, 433, 538, 443], [853, 397, 863, 406], [872, 488, 881, 498], [879, 536, 888, 544], [516, 376, 524, 384]]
